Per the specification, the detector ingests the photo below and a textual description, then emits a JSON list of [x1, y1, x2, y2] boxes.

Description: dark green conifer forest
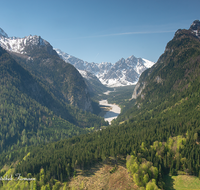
[[0, 46, 107, 154]]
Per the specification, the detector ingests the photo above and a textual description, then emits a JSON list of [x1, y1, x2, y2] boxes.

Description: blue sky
[[1, 0, 200, 63]]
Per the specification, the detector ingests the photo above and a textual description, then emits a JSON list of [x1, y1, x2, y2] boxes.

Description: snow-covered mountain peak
[[55, 48, 155, 87], [0, 30, 50, 54], [128, 55, 136, 60], [0, 28, 8, 38], [119, 57, 125, 63]]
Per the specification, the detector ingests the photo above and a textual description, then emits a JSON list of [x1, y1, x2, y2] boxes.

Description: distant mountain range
[[56, 49, 155, 87], [0, 27, 154, 89]]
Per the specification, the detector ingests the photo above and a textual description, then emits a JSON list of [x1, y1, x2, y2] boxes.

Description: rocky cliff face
[[132, 81, 146, 99], [189, 20, 200, 38]]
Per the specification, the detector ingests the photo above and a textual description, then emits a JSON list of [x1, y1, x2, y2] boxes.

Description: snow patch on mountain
[[77, 69, 95, 80], [56, 49, 155, 87], [142, 58, 155, 68], [100, 77, 138, 87], [0, 30, 48, 54]]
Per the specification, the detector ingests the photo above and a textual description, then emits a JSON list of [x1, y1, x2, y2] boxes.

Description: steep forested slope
[[0, 31, 94, 112], [115, 26, 200, 124], [9, 49, 93, 112], [0, 46, 107, 154]]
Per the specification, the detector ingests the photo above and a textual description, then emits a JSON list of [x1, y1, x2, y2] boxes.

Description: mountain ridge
[[0, 29, 94, 112], [0, 28, 8, 38], [55, 48, 155, 87], [131, 20, 200, 100], [0, 27, 155, 88]]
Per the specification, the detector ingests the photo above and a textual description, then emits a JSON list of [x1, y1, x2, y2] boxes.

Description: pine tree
[[199, 170, 200, 180]]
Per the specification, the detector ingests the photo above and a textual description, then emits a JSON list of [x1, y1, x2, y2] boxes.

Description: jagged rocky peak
[[56, 48, 155, 87], [0, 27, 55, 55], [189, 20, 200, 38], [119, 57, 125, 63], [22, 35, 47, 46], [127, 55, 137, 62], [190, 20, 200, 30], [0, 28, 8, 38]]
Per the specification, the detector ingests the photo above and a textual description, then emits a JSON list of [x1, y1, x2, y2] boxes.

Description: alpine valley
[[0, 20, 200, 190]]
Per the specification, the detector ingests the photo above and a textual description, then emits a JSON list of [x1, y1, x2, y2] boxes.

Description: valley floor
[[99, 99, 121, 124], [164, 174, 200, 190]]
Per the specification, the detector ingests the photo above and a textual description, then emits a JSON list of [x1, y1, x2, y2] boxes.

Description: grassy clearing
[[68, 158, 138, 190], [164, 174, 200, 190]]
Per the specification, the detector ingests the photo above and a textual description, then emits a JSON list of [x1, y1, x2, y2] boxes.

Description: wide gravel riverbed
[[99, 99, 121, 124]]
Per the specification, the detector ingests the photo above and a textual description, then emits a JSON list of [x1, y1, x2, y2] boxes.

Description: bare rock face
[[83, 88, 93, 112], [189, 20, 200, 38], [154, 76, 163, 84], [132, 81, 146, 99]]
